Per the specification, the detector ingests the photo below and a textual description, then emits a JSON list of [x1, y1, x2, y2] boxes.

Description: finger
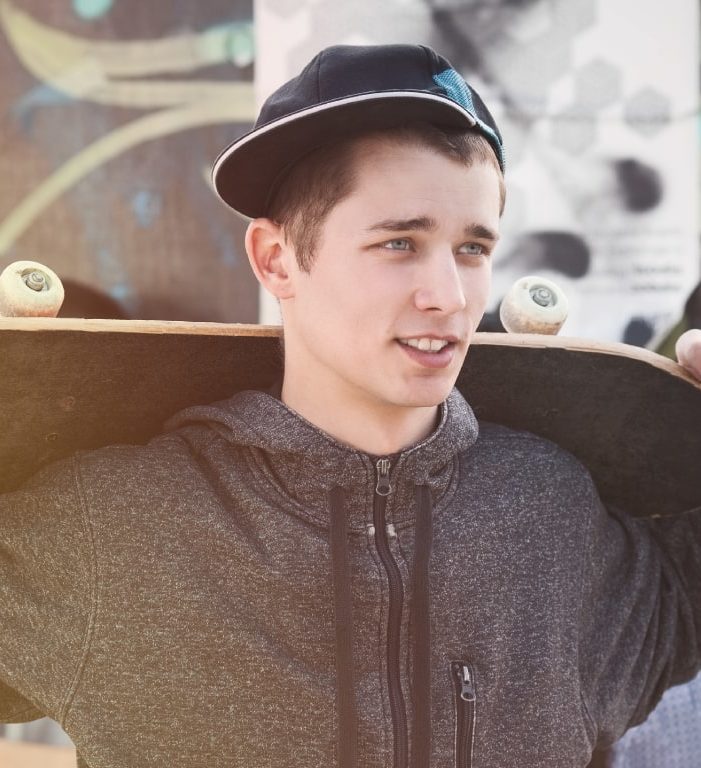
[[675, 328, 701, 381]]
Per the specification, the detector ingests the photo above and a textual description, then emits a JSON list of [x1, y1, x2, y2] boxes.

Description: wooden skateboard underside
[[1, 319, 700, 518]]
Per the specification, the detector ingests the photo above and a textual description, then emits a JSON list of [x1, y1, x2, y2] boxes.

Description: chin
[[398, 378, 456, 408]]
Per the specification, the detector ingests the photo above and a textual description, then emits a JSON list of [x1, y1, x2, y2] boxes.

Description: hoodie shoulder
[[475, 420, 588, 468], [467, 420, 599, 506]]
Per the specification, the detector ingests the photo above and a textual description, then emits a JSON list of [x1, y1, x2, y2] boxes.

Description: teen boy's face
[[281, 138, 501, 417]]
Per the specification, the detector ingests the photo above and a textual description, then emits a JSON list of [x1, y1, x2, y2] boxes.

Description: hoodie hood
[[165, 387, 479, 532]]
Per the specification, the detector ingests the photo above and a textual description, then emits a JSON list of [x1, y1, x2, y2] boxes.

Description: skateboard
[[0, 264, 699, 519]]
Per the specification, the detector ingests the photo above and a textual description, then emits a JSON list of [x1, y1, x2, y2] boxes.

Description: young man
[[1, 44, 700, 768]]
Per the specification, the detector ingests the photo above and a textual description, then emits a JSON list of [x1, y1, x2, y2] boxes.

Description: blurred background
[[0, 0, 698, 342], [0, 0, 699, 765], [0, 0, 257, 323]]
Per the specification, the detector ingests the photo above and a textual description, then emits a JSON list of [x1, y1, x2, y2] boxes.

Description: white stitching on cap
[[211, 91, 478, 185]]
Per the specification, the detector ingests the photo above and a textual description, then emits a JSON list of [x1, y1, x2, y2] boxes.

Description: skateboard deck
[[1, 317, 700, 518]]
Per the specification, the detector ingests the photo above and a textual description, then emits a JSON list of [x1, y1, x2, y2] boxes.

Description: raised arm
[[578, 497, 701, 749], [0, 457, 92, 724]]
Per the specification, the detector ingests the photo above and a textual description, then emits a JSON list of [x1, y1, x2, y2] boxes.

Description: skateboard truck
[[24, 270, 49, 291], [0, 260, 65, 317], [499, 275, 569, 335]]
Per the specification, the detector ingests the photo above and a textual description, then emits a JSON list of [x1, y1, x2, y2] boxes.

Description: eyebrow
[[366, 216, 499, 243]]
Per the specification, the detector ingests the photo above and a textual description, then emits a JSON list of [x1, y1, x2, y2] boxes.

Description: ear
[[245, 218, 296, 300]]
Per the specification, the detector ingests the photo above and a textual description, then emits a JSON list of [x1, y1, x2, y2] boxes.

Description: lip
[[398, 334, 460, 344], [396, 338, 458, 369]]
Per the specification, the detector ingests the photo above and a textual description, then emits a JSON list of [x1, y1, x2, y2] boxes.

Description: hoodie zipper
[[373, 458, 409, 768], [451, 661, 476, 768]]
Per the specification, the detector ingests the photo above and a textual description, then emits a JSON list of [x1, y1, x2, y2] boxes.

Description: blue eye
[[384, 238, 412, 251], [458, 243, 485, 256]]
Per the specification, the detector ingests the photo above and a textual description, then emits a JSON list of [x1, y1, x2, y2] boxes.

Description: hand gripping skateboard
[[0, 264, 699, 518]]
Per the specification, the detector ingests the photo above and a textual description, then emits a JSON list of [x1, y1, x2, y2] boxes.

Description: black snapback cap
[[212, 44, 505, 219]]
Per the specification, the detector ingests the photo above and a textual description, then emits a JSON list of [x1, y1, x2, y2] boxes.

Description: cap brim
[[212, 92, 477, 219]]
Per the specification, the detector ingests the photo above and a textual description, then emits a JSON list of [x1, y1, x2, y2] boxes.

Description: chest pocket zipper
[[451, 661, 476, 768]]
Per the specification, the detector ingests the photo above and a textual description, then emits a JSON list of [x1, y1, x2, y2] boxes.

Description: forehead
[[335, 136, 502, 222]]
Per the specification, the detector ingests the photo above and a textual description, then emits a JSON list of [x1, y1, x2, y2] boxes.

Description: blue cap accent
[[434, 68, 505, 170], [433, 68, 475, 112]]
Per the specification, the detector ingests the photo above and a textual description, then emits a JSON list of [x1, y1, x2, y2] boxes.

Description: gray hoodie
[[0, 388, 699, 767]]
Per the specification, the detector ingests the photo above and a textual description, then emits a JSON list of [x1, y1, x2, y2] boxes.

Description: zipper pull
[[375, 458, 392, 496], [456, 664, 476, 702]]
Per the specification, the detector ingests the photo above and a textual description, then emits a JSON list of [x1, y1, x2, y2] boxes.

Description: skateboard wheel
[[0, 261, 65, 317], [499, 275, 568, 335]]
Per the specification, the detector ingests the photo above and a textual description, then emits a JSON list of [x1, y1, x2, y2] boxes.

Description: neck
[[280, 376, 440, 455]]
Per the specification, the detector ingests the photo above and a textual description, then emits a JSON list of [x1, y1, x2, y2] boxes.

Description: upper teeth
[[403, 338, 449, 352]]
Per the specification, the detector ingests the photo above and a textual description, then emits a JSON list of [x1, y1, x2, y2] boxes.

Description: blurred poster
[[256, 0, 699, 342], [0, 0, 257, 322]]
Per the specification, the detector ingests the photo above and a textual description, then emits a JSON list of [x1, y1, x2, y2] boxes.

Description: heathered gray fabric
[[0, 388, 699, 767]]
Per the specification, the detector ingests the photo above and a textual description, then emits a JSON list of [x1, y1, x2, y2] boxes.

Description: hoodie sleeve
[[578, 498, 701, 748], [0, 456, 96, 724]]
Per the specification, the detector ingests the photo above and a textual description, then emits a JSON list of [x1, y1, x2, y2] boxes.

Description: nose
[[413, 250, 467, 314]]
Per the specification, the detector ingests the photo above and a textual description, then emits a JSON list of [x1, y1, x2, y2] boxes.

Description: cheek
[[296, 271, 375, 339], [481, 268, 493, 305], [463, 265, 492, 312]]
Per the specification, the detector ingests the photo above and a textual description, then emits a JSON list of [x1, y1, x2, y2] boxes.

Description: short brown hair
[[267, 123, 506, 272]]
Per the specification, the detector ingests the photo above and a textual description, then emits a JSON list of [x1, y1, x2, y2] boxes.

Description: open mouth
[[397, 336, 458, 352], [398, 337, 452, 352], [396, 337, 458, 368]]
